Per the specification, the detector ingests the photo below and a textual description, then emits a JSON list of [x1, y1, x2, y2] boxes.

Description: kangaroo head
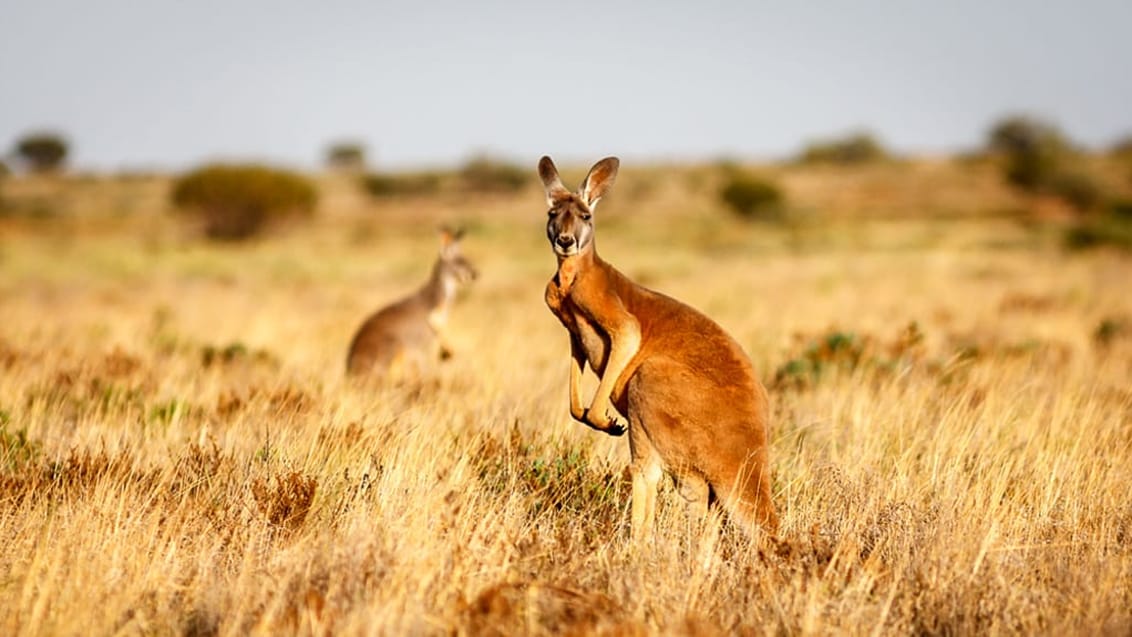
[[538, 156, 619, 258], [436, 226, 478, 288]]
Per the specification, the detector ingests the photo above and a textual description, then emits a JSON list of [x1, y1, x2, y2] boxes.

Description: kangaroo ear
[[538, 156, 569, 205], [579, 157, 619, 210]]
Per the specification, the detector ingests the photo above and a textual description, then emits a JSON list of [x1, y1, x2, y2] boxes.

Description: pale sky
[[1, 0, 1129, 171]]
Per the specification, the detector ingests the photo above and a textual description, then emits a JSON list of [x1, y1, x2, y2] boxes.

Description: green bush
[[989, 115, 1072, 194], [360, 172, 443, 198], [1002, 145, 1061, 191], [799, 132, 888, 165], [360, 157, 528, 199], [1107, 135, 1132, 158], [719, 173, 785, 220], [1049, 171, 1104, 213], [458, 156, 529, 194], [325, 141, 367, 171], [1113, 199, 1132, 220], [13, 131, 68, 173], [988, 115, 1108, 214], [1094, 315, 1132, 348], [773, 330, 866, 390], [171, 164, 317, 240], [1065, 199, 1132, 252], [987, 115, 1069, 156]]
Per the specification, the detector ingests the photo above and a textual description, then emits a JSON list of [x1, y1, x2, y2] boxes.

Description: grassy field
[[1, 159, 1130, 635]]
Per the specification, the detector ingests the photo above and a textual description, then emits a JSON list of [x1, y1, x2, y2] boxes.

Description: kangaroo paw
[[581, 408, 627, 437]]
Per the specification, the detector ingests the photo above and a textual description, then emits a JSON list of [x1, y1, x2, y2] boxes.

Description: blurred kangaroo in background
[[347, 228, 477, 379], [539, 156, 778, 543]]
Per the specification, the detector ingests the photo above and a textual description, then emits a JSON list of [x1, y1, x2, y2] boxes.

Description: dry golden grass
[[0, 160, 1130, 635]]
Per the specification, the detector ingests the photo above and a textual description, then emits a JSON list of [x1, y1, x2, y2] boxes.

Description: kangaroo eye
[[581, 213, 592, 221], [547, 209, 558, 217]]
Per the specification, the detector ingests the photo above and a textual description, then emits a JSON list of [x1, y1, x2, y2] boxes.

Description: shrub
[[1049, 171, 1104, 213], [989, 115, 1072, 194], [171, 163, 317, 240], [719, 172, 785, 220], [987, 115, 1069, 156], [13, 131, 68, 173], [325, 141, 367, 171], [1114, 199, 1132, 220], [1107, 135, 1132, 158], [459, 156, 529, 194], [799, 132, 888, 165], [1, 418, 41, 472], [361, 171, 443, 198], [988, 115, 1107, 213], [1093, 315, 1132, 348], [1065, 199, 1132, 252], [774, 330, 867, 390], [773, 323, 929, 390], [251, 471, 317, 530], [1002, 145, 1062, 191]]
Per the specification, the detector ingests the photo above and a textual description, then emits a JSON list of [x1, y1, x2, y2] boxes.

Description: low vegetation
[[987, 115, 1105, 214], [0, 151, 1130, 634], [325, 141, 367, 172], [457, 155, 530, 194], [12, 131, 69, 173], [798, 131, 888, 165], [1065, 199, 1132, 251], [171, 163, 318, 240], [718, 171, 786, 221], [359, 156, 529, 201], [360, 171, 443, 199]]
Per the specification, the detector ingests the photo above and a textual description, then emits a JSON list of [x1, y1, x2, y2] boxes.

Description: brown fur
[[539, 156, 778, 541], [347, 228, 477, 379]]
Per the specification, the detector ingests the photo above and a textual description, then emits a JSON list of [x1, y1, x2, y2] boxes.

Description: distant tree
[[1064, 199, 1132, 252], [326, 141, 367, 172], [987, 115, 1069, 156], [1002, 144, 1062, 191], [458, 155, 529, 193], [985, 115, 1105, 213], [1048, 171, 1104, 212], [361, 171, 443, 198], [719, 172, 785, 220], [0, 159, 7, 211], [1110, 136, 1132, 187], [799, 131, 888, 165], [14, 132, 69, 173], [171, 163, 317, 240]]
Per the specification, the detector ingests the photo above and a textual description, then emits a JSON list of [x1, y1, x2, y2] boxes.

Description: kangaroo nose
[[556, 235, 576, 249]]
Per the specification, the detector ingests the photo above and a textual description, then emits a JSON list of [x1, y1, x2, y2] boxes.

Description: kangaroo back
[[347, 228, 477, 378]]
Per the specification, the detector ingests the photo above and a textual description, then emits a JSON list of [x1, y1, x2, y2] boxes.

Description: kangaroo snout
[[555, 234, 577, 249]]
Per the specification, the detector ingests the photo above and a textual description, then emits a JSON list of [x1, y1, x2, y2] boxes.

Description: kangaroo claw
[[606, 416, 627, 437], [580, 408, 626, 437]]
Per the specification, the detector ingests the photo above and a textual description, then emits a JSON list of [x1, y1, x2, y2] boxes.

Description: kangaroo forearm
[[589, 326, 641, 414]]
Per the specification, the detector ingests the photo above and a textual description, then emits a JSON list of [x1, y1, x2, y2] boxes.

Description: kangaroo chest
[[426, 306, 448, 333], [545, 277, 611, 374]]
